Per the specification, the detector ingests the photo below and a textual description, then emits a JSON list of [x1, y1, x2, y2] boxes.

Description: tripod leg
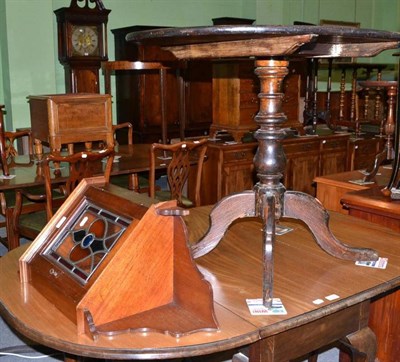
[[283, 191, 378, 261]]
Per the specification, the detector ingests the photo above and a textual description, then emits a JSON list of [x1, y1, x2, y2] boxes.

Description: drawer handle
[[235, 151, 247, 159], [322, 141, 340, 148], [302, 144, 313, 151]]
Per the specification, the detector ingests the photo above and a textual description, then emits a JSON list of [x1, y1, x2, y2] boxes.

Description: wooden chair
[[149, 139, 208, 207], [0, 105, 33, 175], [113, 121, 133, 146], [0, 106, 36, 250], [10, 148, 114, 249], [108, 121, 148, 193]]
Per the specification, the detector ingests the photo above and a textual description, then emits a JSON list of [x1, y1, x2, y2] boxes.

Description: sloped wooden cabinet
[[19, 178, 217, 339]]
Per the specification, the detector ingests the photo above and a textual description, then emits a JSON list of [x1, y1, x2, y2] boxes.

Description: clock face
[[71, 25, 99, 57]]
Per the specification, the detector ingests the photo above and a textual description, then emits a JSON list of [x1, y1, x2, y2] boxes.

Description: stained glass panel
[[44, 199, 131, 284]]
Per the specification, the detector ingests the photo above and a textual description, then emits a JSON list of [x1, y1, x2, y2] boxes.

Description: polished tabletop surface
[[126, 24, 400, 59], [126, 24, 400, 44], [342, 185, 400, 215], [0, 144, 167, 191], [314, 166, 393, 190], [1, 186, 400, 359]]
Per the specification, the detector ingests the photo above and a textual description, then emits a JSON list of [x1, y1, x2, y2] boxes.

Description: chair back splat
[[10, 147, 114, 249], [43, 148, 114, 219], [149, 139, 208, 207]]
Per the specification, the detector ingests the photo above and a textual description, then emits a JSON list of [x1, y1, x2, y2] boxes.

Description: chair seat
[[111, 174, 149, 192], [155, 190, 194, 207], [19, 210, 47, 235]]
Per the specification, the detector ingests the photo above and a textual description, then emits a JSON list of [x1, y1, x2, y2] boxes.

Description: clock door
[[54, 0, 110, 94], [65, 64, 100, 93]]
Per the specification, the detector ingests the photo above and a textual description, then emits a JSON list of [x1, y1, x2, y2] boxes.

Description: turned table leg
[[192, 58, 378, 309]]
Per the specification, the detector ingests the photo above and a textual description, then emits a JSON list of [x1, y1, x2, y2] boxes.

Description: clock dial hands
[[72, 26, 99, 56]]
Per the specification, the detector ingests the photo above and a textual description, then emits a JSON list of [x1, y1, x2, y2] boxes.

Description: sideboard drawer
[[224, 148, 255, 163], [283, 140, 319, 154], [321, 138, 349, 151]]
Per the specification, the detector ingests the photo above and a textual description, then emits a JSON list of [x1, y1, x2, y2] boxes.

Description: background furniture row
[[111, 25, 395, 143], [111, 25, 306, 143], [111, 27, 391, 206], [194, 134, 384, 205]]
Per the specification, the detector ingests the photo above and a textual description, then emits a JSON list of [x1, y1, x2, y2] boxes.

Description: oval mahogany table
[[2, 185, 400, 361]]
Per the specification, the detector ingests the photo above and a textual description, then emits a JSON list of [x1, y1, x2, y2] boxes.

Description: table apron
[[250, 301, 370, 362]]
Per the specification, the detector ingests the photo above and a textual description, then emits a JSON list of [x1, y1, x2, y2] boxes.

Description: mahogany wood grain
[[341, 186, 400, 232], [2, 192, 400, 360], [314, 166, 392, 214], [28, 94, 114, 154], [0, 144, 164, 191]]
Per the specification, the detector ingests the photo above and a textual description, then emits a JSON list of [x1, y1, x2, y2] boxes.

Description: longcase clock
[[54, 0, 111, 93]]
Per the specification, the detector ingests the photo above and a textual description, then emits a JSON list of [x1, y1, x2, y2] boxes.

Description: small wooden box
[[28, 93, 113, 152]]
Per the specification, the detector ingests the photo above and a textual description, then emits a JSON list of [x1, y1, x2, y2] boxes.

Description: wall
[[0, 0, 399, 130]]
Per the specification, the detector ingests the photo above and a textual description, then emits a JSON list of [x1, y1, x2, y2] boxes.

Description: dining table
[[1, 182, 400, 361], [0, 143, 178, 249], [0, 144, 159, 191]]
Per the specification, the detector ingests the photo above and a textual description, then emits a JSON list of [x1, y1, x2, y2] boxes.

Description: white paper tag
[[355, 257, 388, 269], [276, 225, 293, 235], [348, 179, 375, 185], [246, 298, 287, 315], [325, 294, 340, 301], [0, 174, 15, 179]]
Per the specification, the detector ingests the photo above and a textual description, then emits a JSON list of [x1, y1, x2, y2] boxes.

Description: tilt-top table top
[[126, 25, 400, 59]]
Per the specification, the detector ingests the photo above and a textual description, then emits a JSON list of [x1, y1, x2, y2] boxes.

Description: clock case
[[19, 177, 218, 340], [54, 0, 111, 92]]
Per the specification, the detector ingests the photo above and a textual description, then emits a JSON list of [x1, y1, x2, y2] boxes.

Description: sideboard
[[194, 132, 385, 206], [196, 133, 348, 205]]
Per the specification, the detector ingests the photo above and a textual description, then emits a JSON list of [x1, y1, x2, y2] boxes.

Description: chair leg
[[6, 207, 22, 250], [338, 339, 368, 362], [128, 173, 139, 192], [5, 208, 19, 250], [306, 350, 319, 362]]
